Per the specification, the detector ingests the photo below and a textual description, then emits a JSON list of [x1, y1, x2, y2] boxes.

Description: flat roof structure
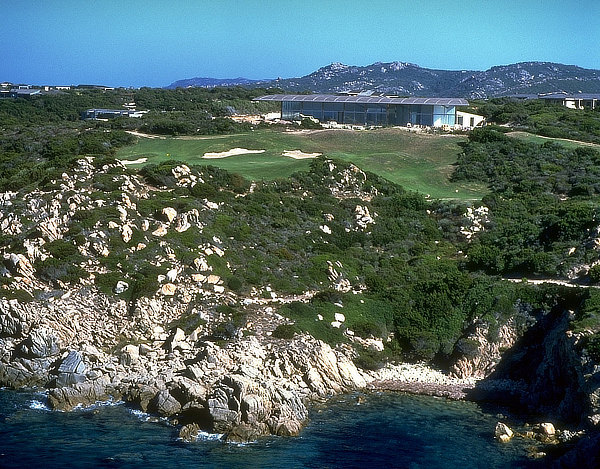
[[538, 92, 600, 110], [539, 93, 600, 100], [254, 94, 468, 127], [254, 94, 468, 106]]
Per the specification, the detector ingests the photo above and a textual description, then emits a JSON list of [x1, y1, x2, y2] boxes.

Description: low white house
[[538, 93, 600, 110], [455, 111, 485, 129]]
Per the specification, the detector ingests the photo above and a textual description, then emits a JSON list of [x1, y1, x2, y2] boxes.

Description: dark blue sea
[[0, 389, 540, 468]]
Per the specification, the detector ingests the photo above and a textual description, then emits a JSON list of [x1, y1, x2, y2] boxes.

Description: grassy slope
[[116, 128, 487, 199]]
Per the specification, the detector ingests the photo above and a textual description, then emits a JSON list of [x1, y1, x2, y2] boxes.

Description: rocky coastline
[[0, 286, 480, 442], [2, 286, 600, 467]]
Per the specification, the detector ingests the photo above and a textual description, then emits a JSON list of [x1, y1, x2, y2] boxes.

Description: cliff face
[[451, 303, 600, 426]]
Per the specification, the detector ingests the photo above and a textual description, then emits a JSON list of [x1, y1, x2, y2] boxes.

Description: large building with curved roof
[[254, 93, 469, 127]]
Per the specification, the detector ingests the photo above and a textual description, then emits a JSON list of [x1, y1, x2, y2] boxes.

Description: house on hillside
[[81, 108, 148, 120], [9, 88, 41, 98], [538, 92, 599, 110], [510, 92, 600, 110], [253, 93, 469, 128]]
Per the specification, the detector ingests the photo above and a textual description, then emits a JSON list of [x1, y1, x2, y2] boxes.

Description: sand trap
[[282, 150, 322, 159], [202, 148, 265, 159], [120, 157, 148, 165], [126, 131, 166, 139]]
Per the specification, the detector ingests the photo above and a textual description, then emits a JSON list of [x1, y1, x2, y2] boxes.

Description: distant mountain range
[[166, 61, 600, 98]]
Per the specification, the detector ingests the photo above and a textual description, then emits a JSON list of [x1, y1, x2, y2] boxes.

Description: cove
[[0, 389, 538, 469]]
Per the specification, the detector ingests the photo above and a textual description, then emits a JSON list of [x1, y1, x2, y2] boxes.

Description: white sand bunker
[[202, 148, 265, 159], [120, 157, 148, 165], [282, 150, 322, 159]]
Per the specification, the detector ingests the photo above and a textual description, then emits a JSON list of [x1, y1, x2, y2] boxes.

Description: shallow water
[[0, 389, 539, 468]]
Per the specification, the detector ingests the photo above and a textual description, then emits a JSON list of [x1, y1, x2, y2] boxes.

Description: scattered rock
[[162, 207, 177, 223], [179, 423, 201, 442], [161, 283, 176, 296], [495, 422, 514, 442], [114, 280, 129, 294]]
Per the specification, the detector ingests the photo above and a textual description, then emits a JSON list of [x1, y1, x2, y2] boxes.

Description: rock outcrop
[[0, 289, 367, 441]]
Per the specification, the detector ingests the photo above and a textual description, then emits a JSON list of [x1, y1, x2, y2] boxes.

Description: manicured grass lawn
[[507, 131, 600, 150], [116, 128, 487, 199]]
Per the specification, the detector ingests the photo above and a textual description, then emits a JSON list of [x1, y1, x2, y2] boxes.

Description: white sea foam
[[28, 400, 50, 411], [72, 398, 124, 412], [129, 408, 152, 421], [196, 431, 225, 442]]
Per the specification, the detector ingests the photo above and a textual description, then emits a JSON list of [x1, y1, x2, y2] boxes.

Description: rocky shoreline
[[365, 362, 476, 399], [0, 286, 481, 443], [2, 290, 600, 466], [367, 380, 474, 400]]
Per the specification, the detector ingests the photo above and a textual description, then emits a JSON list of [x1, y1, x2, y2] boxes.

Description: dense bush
[[271, 324, 298, 340]]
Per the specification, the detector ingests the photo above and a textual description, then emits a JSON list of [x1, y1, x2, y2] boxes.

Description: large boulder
[[0, 359, 52, 388], [16, 327, 61, 359], [48, 378, 111, 411], [225, 422, 269, 443], [150, 389, 182, 417], [0, 300, 26, 338], [55, 350, 87, 387], [179, 423, 201, 442], [128, 384, 160, 412], [207, 384, 241, 432], [119, 344, 140, 366]]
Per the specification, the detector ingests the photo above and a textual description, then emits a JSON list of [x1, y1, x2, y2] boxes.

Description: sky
[[2, 0, 599, 88]]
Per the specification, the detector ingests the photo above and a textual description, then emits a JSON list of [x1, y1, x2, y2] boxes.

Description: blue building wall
[[281, 101, 456, 126]]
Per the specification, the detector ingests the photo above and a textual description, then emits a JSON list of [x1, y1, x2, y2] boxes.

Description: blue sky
[[2, 0, 599, 87]]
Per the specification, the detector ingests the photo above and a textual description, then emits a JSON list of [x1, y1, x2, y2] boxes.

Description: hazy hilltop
[[167, 61, 600, 98], [165, 77, 262, 89]]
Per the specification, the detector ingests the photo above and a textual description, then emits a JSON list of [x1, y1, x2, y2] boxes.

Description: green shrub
[[0, 288, 34, 303], [95, 271, 127, 297], [225, 276, 243, 292], [35, 257, 86, 285], [353, 348, 386, 371], [44, 239, 78, 259], [168, 312, 207, 335], [572, 290, 600, 333], [271, 324, 298, 340], [589, 264, 600, 283], [585, 334, 600, 362], [352, 320, 386, 339]]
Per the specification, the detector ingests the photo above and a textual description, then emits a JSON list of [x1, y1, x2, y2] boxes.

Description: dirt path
[[126, 131, 247, 140], [507, 131, 600, 149], [504, 277, 600, 288]]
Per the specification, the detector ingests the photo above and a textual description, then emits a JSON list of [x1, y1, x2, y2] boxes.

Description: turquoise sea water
[[0, 389, 539, 468]]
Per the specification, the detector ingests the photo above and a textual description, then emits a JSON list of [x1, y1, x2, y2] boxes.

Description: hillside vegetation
[[2, 87, 600, 370]]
